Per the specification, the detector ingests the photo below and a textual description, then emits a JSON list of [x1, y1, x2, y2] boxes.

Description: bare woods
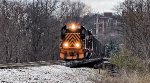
[[1, 0, 150, 66], [0, 0, 89, 63], [121, 0, 150, 59]]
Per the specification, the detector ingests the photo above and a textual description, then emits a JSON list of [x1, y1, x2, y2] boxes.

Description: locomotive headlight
[[63, 42, 69, 47], [71, 24, 76, 30], [66, 23, 80, 31], [75, 43, 80, 48]]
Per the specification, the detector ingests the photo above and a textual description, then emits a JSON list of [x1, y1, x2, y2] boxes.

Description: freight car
[[59, 22, 105, 61]]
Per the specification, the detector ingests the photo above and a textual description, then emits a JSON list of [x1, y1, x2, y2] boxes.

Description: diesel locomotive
[[59, 22, 105, 60]]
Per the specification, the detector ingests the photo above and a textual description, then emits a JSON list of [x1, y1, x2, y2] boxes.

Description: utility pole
[[94, 14, 101, 39]]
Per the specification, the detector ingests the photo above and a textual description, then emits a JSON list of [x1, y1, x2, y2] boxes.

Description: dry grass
[[101, 70, 150, 83], [90, 68, 150, 83], [94, 51, 150, 83]]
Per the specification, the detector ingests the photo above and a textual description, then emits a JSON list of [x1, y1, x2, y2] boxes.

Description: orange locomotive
[[60, 22, 104, 60]]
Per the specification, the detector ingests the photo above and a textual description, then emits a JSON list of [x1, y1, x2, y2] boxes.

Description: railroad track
[[0, 59, 119, 78], [0, 58, 113, 70], [0, 60, 60, 69], [0, 58, 103, 69]]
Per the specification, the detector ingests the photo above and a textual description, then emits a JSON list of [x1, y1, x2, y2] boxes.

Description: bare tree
[[57, 0, 91, 23], [0, 0, 91, 63], [119, 0, 150, 60]]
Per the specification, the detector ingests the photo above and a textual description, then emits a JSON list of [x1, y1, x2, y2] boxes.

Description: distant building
[[94, 12, 122, 43]]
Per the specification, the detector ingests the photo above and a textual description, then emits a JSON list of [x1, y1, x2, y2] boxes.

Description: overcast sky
[[73, 0, 125, 13]]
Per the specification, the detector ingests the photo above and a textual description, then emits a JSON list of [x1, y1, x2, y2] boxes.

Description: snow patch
[[0, 65, 101, 83]]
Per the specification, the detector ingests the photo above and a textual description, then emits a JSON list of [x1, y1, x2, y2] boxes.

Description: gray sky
[[73, 0, 125, 13]]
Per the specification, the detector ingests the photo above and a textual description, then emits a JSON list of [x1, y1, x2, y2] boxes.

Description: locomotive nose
[[70, 52, 74, 56], [60, 49, 84, 60]]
